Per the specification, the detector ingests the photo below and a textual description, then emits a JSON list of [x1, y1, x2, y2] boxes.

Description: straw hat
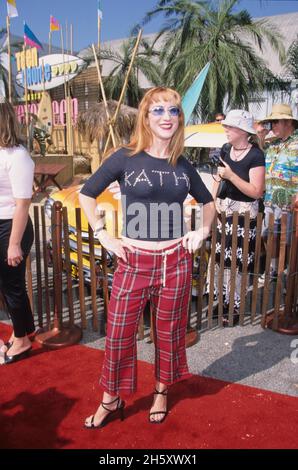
[[260, 104, 298, 123], [221, 109, 256, 134]]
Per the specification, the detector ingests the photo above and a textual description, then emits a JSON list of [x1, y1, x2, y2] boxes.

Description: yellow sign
[[15, 47, 38, 71]]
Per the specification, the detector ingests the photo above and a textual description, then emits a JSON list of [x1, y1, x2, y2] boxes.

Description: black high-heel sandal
[[84, 396, 125, 429], [0, 341, 12, 354], [2, 346, 31, 365], [149, 388, 168, 424]]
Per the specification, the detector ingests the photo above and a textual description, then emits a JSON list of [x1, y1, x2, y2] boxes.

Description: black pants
[[0, 217, 34, 338]]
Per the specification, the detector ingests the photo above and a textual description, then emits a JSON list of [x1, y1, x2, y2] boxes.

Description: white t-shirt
[[0, 145, 34, 219]]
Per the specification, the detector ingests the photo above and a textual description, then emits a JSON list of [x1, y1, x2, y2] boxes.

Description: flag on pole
[[50, 15, 60, 32], [7, 0, 18, 18], [24, 22, 43, 49], [97, 1, 103, 19], [182, 62, 211, 125]]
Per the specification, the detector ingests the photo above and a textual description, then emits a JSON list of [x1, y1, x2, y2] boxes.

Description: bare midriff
[[121, 236, 183, 250]]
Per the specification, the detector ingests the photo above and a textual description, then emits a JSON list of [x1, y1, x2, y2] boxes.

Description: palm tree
[[136, 0, 286, 121], [84, 37, 162, 107], [286, 35, 298, 79]]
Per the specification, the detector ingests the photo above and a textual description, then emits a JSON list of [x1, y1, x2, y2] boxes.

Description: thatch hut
[[77, 100, 137, 170], [77, 99, 137, 144]]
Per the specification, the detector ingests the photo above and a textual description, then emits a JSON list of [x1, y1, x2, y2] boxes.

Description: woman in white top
[[0, 97, 35, 364]]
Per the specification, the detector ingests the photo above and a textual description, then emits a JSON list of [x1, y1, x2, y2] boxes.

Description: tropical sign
[[15, 47, 86, 91], [15, 98, 79, 126]]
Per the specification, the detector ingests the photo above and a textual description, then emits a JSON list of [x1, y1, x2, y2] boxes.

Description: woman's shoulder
[[249, 145, 264, 155], [102, 146, 130, 166], [1, 145, 31, 161], [177, 155, 192, 167], [247, 145, 265, 166], [249, 145, 265, 159], [108, 146, 130, 159]]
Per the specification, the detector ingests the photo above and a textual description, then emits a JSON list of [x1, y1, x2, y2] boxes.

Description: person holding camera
[[209, 110, 265, 325]]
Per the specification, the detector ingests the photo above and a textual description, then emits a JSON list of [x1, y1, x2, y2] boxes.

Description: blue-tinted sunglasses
[[148, 106, 181, 117]]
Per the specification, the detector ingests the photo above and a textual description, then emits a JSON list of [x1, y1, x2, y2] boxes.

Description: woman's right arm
[[79, 151, 134, 261], [79, 193, 133, 261], [78, 193, 98, 231], [79, 150, 123, 231]]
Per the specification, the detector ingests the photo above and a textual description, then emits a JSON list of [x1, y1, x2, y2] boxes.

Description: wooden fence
[[19, 201, 298, 343]]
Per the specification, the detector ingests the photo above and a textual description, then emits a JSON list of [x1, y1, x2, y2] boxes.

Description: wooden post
[[218, 212, 226, 326], [35, 201, 82, 348], [92, 43, 117, 152], [60, 26, 68, 154], [23, 44, 30, 148], [41, 60, 45, 92], [65, 20, 68, 55], [48, 30, 51, 54], [97, 8, 101, 51], [103, 30, 142, 156], [6, 16, 12, 102], [70, 23, 73, 55]]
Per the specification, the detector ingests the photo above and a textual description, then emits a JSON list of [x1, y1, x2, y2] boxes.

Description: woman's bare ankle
[[6, 336, 31, 355], [101, 392, 119, 410]]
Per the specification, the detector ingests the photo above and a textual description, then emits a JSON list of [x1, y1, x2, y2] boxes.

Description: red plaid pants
[[99, 240, 192, 396]]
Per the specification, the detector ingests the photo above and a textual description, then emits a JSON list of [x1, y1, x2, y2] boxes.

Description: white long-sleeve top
[[0, 145, 34, 219]]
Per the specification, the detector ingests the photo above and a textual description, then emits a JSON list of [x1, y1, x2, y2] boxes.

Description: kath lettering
[[125, 169, 190, 189]]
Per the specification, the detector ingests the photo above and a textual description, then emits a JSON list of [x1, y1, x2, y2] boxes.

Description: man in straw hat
[[259, 103, 298, 276]]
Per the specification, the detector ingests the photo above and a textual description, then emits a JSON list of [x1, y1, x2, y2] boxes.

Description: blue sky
[[1, 1, 298, 52]]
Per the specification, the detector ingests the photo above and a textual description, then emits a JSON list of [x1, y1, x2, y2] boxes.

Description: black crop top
[[80, 148, 213, 241], [219, 144, 265, 202]]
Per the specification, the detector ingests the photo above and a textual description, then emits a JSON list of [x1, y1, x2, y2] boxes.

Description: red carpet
[[0, 322, 297, 449]]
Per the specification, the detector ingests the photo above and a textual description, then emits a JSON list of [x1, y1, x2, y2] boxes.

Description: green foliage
[[85, 37, 162, 107], [136, 0, 286, 121], [286, 35, 298, 79]]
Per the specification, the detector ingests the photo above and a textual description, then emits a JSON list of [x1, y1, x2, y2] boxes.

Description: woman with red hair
[[80, 87, 215, 427]]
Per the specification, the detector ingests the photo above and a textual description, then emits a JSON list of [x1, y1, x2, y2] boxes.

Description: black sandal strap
[[154, 388, 168, 396], [101, 396, 120, 412], [150, 411, 167, 416]]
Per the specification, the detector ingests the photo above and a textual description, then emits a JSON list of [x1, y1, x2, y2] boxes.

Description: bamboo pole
[[41, 60, 45, 92], [6, 16, 12, 103], [49, 30, 51, 54], [23, 44, 29, 148], [60, 27, 68, 154], [66, 88, 73, 155], [63, 25, 74, 156], [92, 43, 116, 148], [103, 29, 142, 155], [97, 10, 101, 51], [70, 23, 73, 55], [65, 20, 68, 55]]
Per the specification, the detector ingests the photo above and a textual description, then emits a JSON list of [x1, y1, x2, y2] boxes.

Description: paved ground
[[80, 318, 298, 398], [1, 308, 297, 397]]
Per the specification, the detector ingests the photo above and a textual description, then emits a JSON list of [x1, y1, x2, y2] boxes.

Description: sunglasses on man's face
[[148, 106, 181, 117]]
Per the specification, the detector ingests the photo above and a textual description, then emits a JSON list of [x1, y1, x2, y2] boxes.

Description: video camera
[[210, 153, 225, 167]]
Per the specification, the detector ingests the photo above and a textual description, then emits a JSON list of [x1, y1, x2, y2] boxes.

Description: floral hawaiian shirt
[[264, 129, 298, 209]]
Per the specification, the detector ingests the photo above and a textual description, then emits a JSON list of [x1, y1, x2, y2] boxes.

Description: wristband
[[94, 225, 106, 238]]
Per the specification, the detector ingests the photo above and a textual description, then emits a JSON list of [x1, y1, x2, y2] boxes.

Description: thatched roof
[[77, 100, 138, 144]]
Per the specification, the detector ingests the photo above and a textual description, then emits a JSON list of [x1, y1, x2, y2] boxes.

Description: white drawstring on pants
[[133, 243, 181, 287]]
